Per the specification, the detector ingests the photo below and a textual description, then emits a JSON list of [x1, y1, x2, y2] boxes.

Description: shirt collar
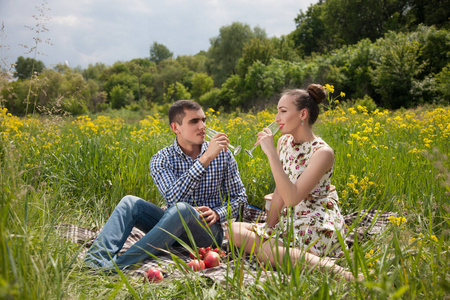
[[171, 138, 208, 159]]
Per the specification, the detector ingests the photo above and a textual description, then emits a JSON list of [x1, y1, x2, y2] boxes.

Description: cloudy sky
[[0, 0, 316, 69]]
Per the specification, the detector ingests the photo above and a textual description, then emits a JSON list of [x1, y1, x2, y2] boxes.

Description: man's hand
[[199, 132, 229, 167], [196, 206, 220, 226]]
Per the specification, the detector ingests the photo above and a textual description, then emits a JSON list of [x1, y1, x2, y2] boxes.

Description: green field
[[1, 103, 449, 299]]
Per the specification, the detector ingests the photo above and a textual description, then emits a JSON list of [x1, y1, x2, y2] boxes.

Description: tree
[[407, 0, 450, 29], [435, 64, 450, 102], [110, 84, 134, 109], [176, 54, 208, 73], [82, 63, 107, 81], [291, 3, 330, 56], [163, 82, 191, 103], [324, 0, 409, 45], [371, 32, 426, 109], [149, 42, 173, 64], [207, 22, 265, 85], [236, 37, 274, 76], [191, 72, 214, 99], [13, 56, 46, 79], [152, 59, 190, 102], [270, 35, 299, 62]]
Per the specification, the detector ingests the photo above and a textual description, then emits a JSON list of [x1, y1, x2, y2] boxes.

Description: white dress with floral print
[[253, 135, 346, 257]]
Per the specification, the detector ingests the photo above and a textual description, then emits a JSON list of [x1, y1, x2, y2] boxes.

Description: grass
[[0, 103, 449, 299]]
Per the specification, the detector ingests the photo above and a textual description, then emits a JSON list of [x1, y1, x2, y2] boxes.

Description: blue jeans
[[84, 195, 223, 270]]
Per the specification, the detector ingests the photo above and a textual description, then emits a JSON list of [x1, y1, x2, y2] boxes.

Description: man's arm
[[150, 134, 231, 207], [150, 151, 206, 207]]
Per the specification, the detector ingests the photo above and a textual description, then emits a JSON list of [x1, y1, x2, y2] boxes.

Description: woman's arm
[[265, 146, 334, 208], [266, 188, 284, 227], [257, 130, 334, 208], [265, 136, 284, 227]]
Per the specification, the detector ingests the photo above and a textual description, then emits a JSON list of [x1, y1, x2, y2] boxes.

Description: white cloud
[[0, 0, 316, 68], [52, 15, 92, 28]]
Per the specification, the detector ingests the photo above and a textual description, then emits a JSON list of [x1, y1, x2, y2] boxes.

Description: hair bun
[[307, 84, 326, 104]]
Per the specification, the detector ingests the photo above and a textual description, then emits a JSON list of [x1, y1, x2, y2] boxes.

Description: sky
[[0, 0, 316, 69]]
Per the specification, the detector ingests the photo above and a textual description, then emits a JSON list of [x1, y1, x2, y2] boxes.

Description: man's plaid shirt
[[150, 138, 248, 226]]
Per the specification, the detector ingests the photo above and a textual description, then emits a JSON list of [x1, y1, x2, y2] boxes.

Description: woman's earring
[[301, 121, 304, 126]]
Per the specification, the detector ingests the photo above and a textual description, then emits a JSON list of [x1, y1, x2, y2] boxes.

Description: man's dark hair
[[168, 100, 202, 125]]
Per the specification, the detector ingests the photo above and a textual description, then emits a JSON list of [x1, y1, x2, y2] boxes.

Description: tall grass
[[0, 103, 449, 299]]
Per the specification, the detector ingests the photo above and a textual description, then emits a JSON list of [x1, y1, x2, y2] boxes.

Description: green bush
[[61, 96, 88, 115], [198, 87, 222, 109], [435, 64, 450, 103], [371, 32, 425, 109], [353, 95, 378, 113], [110, 85, 134, 109]]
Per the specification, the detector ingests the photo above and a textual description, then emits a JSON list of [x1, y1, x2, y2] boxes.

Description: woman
[[228, 84, 361, 281]]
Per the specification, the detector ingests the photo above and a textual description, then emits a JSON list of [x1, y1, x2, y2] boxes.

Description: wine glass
[[244, 120, 279, 158], [205, 128, 242, 156]]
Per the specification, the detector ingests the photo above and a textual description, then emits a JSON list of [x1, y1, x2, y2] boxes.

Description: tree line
[[1, 0, 449, 116]]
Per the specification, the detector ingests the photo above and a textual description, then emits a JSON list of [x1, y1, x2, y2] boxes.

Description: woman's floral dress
[[253, 135, 346, 257]]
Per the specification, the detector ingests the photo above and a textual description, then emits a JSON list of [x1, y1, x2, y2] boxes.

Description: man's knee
[[117, 195, 142, 213], [167, 202, 197, 221]]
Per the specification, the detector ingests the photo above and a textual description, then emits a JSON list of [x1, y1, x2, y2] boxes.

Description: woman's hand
[[266, 188, 283, 227], [255, 128, 276, 156]]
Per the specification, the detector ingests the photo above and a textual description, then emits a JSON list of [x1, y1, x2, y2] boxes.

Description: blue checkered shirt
[[150, 138, 248, 226]]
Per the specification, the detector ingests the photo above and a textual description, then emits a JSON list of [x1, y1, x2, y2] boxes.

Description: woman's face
[[275, 95, 304, 135]]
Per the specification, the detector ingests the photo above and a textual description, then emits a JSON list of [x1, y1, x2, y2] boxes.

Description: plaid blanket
[[58, 207, 396, 282], [58, 224, 264, 283]]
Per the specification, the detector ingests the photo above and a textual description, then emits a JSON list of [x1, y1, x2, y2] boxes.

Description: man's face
[[173, 108, 207, 148]]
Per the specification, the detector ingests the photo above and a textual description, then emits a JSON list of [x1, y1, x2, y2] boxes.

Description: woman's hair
[[168, 100, 202, 125], [282, 84, 327, 125]]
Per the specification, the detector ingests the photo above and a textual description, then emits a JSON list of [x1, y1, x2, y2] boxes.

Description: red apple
[[198, 247, 207, 257], [187, 259, 205, 271], [144, 268, 164, 283], [203, 251, 221, 268]]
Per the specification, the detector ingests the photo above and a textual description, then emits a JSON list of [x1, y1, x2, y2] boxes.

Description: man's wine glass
[[244, 121, 280, 158], [205, 128, 242, 156]]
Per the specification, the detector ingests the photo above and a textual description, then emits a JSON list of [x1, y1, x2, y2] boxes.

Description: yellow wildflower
[[324, 84, 334, 93], [388, 216, 407, 226]]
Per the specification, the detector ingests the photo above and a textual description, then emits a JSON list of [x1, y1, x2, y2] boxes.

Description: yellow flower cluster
[[1, 108, 26, 140], [345, 174, 375, 198], [410, 233, 424, 244], [72, 116, 99, 135], [388, 216, 407, 226], [364, 247, 380, 269], [246, 157, 264, 167], [324, 84, 335, 93], [72, 115, 124, 137], [410, 233, 439, 244], [131, 113, 169, 142], [322, 99, 449, 167]]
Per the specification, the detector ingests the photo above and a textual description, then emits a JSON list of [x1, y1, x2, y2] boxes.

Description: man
[[84, 100, 247, 271]]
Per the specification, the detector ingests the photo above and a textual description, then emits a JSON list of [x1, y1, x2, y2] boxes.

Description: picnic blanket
[[58, 207, 396, 282], [58, 224, 264, 283]]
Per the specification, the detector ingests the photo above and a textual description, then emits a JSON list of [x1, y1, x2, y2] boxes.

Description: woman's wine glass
[[244, 121, 279, 158], [205, 128, 242, 156]]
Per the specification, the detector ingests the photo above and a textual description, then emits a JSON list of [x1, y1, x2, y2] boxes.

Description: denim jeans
[[84, 195, 223, 270]]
